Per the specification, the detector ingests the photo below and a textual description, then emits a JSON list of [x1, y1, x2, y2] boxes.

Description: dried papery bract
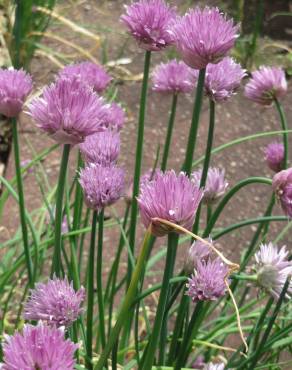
[[152, 60, 197, 94], [29, 77, 108, 145], [255, 243, 292, 299], [120, 0, 177, 51], [170, 7, 239, 70], [59, 61, 112, 93], [1, 322, 78, 370], [244, 66, 287, 106], [204, 363, 225, 370], [264, 142, 284, 173], [24, 276, 85, 327], [0, 68, 33, 118]]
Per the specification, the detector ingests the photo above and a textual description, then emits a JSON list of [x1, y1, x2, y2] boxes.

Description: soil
[[1, 0, 292, 367]]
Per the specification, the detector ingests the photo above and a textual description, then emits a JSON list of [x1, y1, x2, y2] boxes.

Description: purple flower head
[[59, 61, 112, 93], [29, 77, 108, 145], [152, 60, 197, 94], [255, 243, 292, 299], [186, 238, 212, 272], [0, 68, 33, 118], [204, 57, 246, 102], [272, 168, 292, 217], [23, 276, 85, 327], [186, 258, 228, 302], [1, 322, 78, 370], [79, 131, 120, 165], [120, 0, 177, 51], [101, 102, 125, 131], [137, 170, 204, 237], [244, 66, 287, 106], [264, 141, 284, 172], [192, 167, 228, 204], [204, 363, 225, 370], [192, 355, 206, 369], [79, 163, 125, 212], [170, 7, 239, 70]]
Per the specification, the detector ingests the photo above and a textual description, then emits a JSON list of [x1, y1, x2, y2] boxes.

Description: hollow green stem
[[203, 177, 272, 237], [274, 99, 288, 169], [95, 229, 152, 370], [141, 233, 178, 370], [128, 50, 151, 275], [161, 93, 178, 171], [52, 144, 70, 277], [182, 68, 206, 175], [86, 210, 98, 370], [193, 99, 216, 234], [96, 208, 106, 350], [11, 117, 33, 286]]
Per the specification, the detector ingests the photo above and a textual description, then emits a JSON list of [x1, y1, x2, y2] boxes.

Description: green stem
[[141, 233, 178, 370], [52, 144, 70, 277], [182, 68, 206, 175], [72, 151, 84, 248], [128, 50, 151, 277], [203, 177, 272, 237], [95, 229, 152, 370], [96, 208, 106, 350], [161, 93, 178, 171], [193, 99, 216, 234], [86, 210, 98, 370], [274, 99, 288, 169], [11, 117, 33, 286]]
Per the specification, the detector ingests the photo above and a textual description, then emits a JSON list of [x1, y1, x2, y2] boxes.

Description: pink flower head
[[152, 60, 197, 94], [186, 238, 212, 272], [192, 167, 228, 204], [204, 363, 225, 370], [79, 163, 125, 212], [204, 57, 246, 102], [23, 276, 85, 327], [0, 68, 32, 117], [79, 131, 120, 165], [59, 61, 112, 93], [186, 258, 228, 302], [255, 243, 292, 299], [244, 66, 287, 106], [29, 77, 108, 145], [120, 0, 177, 51], [137, 170, 204, 237], [170, 7, 239, 70], [264, 141, 284, 172], [101, 102, 125, 131], [1, 322, 78, 370], [192, 355, 206, 369], [272, 168, 292, 217]]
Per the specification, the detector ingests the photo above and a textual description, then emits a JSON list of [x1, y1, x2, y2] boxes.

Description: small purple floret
[[23, 276, 85, 327], [1, 322, 78, 370], [79, 131, 120, 165], [272, 168, 292, 217], [0, 68, 33, 118], [120, 0, 177, 51], [255, 242, 292, 299], [79, 163, 125, 212], [137, 170, 203, 237], [152, 60, 197, 94], [186, 258, 228, 302], [59, 61, 112, 93], [244, 66, 287, 106], [204, 57, 246, 102], [170, 7, 239, 70], [101, 102, 125, 131], [204, 363, 225, 370], [29, 77, 108, 145], [264, 141, 284, 172]]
